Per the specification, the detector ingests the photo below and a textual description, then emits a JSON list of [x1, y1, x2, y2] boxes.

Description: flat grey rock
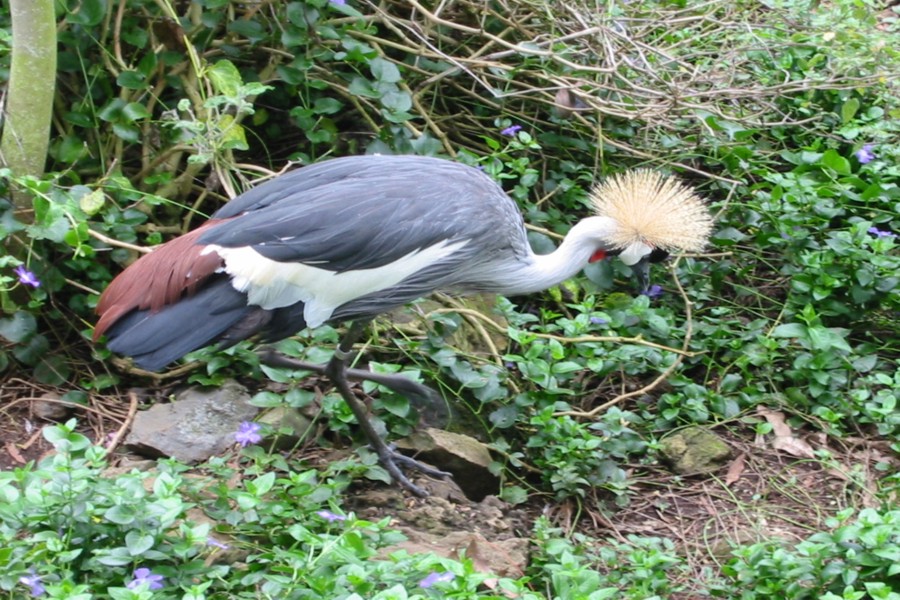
[[125, 380, 258, 463]]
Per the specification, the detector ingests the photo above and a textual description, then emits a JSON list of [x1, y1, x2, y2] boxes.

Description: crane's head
[[590, 170, 713, 292]]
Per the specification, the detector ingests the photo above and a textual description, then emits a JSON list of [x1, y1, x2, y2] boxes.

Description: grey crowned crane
[[94, 154, 713, 495]]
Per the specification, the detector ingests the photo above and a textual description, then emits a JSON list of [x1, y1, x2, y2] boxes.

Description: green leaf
[[0, 311, 37, 343], [67, 0, 106, 26], [841, 98, 860, 124], [249, 390, 285, 407], [551, 361, 584, 375], [489, 405, 519, 429], [34, 355, 71, 385], [116, 71, 147, 90], [499, 485, 529, 505], [348, 77, 380, 99], [207, 60, 243, 97], [112, 123, 140, 143], [286, 2, 315, 26], [380, 90, 412, 113], [125, 531, 155, 556], [95, 551, 133, 567], [711, 227, 747, 244], [821, 149, 851, 175], [328, 0, 363, 17], [98, 98, 127, 122], [370, 58, 401, 83], [55, 135, 86, 163], [13, 333, 49, 366], [249, 472, 276, 496], [770, 323, 807, 338], [228, 19, 267, 43], [379, 393, 411, 417], [122, 102, 151, 122], [646, 314, 670, 337], [104, 504, 138, 525], [79, 189, 106, 215], [218, 115, 248, 150], [805, 326, 851, 353], [313, 97, 343, 114], [306, 128, 335, 144]]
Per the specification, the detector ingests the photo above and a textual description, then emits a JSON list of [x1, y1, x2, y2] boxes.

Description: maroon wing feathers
[[93, 220, 229, 341]]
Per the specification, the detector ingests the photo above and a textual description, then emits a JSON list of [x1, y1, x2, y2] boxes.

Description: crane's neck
[[495, 216, 618, 295]]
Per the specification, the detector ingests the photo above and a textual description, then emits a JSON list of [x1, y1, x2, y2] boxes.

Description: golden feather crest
[[590, 170, 713, 253]]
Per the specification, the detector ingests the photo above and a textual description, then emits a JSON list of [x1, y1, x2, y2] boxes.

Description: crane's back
[[96, 155, 535, 370]]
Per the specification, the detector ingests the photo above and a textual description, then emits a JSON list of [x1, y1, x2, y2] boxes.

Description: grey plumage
[[97, 154, 712, 372], [204, 156, 530, 272]]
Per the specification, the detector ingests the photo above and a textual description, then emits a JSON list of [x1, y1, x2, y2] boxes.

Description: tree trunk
[[1, 0, 57, 219]]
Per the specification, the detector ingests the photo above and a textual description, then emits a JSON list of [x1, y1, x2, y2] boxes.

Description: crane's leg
[[272, 320, 449, 496], [258, 351, 449, 426]]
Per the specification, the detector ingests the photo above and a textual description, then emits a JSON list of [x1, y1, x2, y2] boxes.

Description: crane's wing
[[203, 155, 524, 272], [94, 155, 531, 368]]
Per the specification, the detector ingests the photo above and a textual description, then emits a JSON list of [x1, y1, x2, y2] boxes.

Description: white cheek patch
[[202, 239, 468, 328], [619, 240, 652, 265]]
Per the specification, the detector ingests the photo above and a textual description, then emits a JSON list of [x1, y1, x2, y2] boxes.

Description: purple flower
[[14, 265, 40, 288], [590, 316, 608, 325], [868, 226, 896, 239], [500, 124, 523, 137], [419, 571, 455, 588], [19, 570, 45, 597], [235, 421, 262, 447], [330, 0, 347, 4], [642, 284, 664, 299], [126, 568, 164, 591], [206, 537, 229, 550], [855, 144, 875, 164], [316, 509, 346, 523]]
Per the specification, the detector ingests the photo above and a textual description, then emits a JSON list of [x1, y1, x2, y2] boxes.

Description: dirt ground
[[2, 375, 895, 596]]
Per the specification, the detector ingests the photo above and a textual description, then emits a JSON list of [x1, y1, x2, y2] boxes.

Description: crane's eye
[[649, 248, 669, 263]]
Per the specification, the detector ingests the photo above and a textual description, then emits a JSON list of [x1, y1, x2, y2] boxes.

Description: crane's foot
[[260, 320, 454, 497], [371, 443, 452, 498]]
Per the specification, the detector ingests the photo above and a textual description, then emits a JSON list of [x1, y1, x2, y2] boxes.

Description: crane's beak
[[632, 255, 651, 295]]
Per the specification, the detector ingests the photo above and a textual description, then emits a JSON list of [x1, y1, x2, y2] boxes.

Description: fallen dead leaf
[[772, 434, 816, 459], [758, 407, 816, 459], [757, 407, 791, 437], [725, 453, 746, 486], [465, 534, 525, 580], [5, 442, 25, 465]]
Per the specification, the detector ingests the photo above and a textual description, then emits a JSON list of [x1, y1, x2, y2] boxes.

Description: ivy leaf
[[208, 60, 243, 97], [840, 98, 860, 124], [248, 472, 276, 496], [489, 405, 519, 429], [348, 77, 380, 99], [821, 149, 851, 175], [125, 531, 155, 556], [67, 0, 107, 26], [218, 114, 249, 151], [770, 323, 807, 339], [34, 355, 71, 386], [117, 71, 147, 90], [79, 189, 106, 216], [122, 102, 151, 122], [0, 311, 36, 343], [379, 393, 411, 418], [370, 57, 402, 83]]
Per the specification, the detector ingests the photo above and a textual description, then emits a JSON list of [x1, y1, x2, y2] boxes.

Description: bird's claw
[[371, 443, 451, 497]]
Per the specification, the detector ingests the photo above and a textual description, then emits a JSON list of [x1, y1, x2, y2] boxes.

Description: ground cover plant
[[1, 0, 898, 597]]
